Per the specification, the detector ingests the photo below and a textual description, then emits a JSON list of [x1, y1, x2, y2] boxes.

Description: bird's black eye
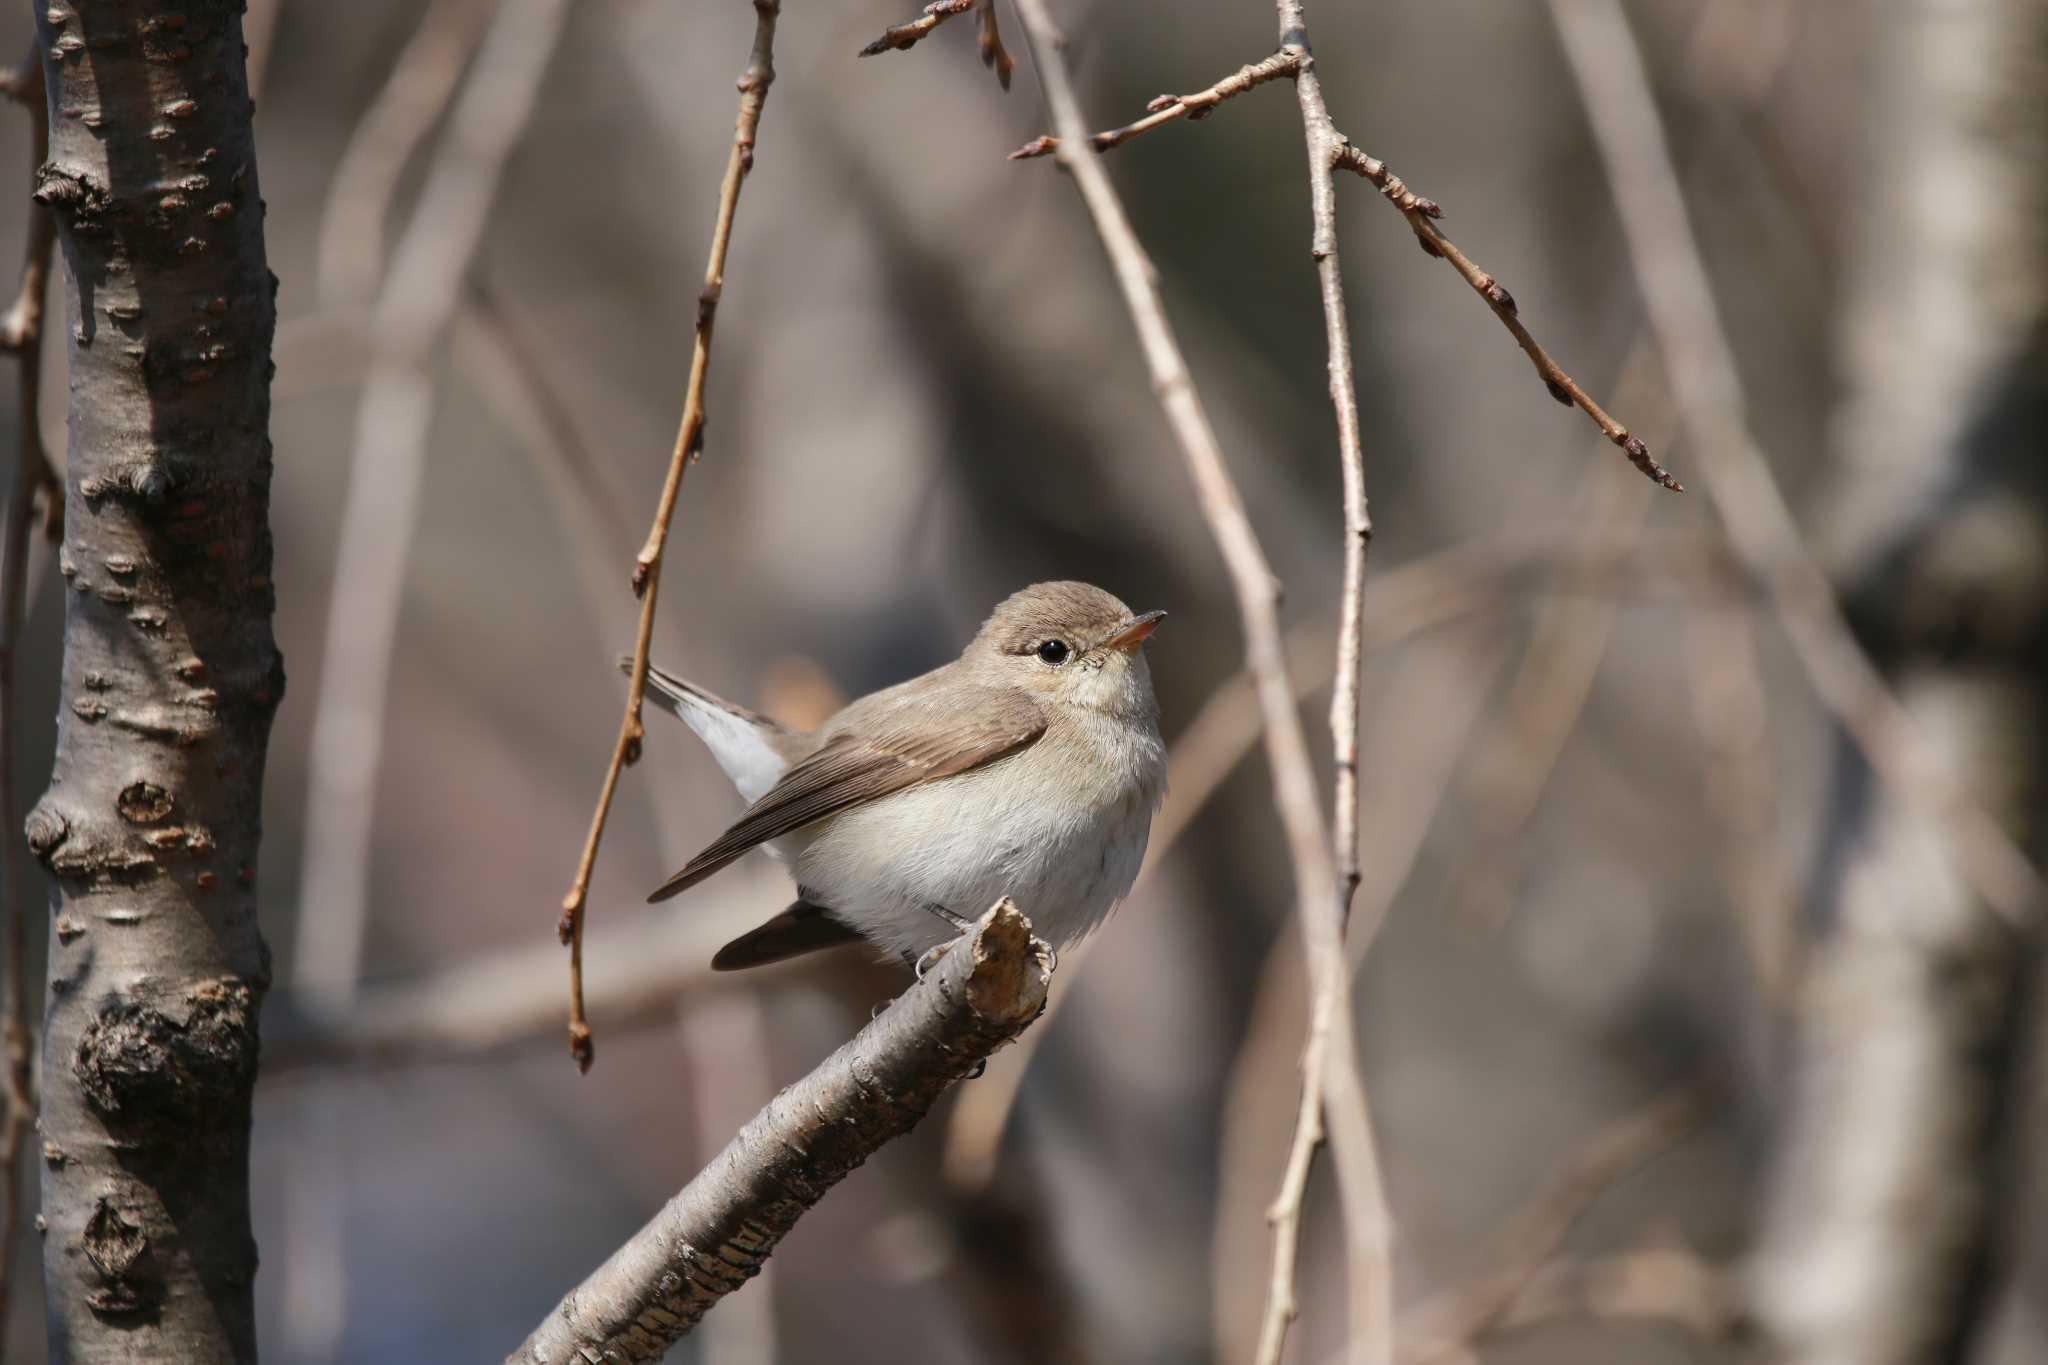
[[1036, 639, 1070, 666]]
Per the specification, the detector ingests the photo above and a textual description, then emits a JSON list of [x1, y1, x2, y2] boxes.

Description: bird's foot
[[913, 940, 952, 981]]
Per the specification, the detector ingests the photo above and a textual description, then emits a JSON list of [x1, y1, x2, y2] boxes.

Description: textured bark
[[28, 3, 279, 1361], [511, 900, 1052, 1365]]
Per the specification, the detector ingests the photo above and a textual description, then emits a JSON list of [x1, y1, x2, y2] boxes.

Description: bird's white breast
[[787, 711, 1165, 959]]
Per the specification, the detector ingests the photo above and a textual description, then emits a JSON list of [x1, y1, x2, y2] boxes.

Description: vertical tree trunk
[[27, 3, 279, 1360]]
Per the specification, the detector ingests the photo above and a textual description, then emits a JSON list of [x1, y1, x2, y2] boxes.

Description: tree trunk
[[28, 3, 279, 1361]]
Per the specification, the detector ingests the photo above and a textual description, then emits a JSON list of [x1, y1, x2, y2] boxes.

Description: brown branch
[[1008, 50, 1302, 160], [558, 0, 779, 1071], [1546, 0, 2043, 927], [509, 900, 1053, 1364], [1004, 4, 1389, 1362], [1258, 6, 1395, 1365], [1005, 54, 1681, 494], [859, 0, 1013, 90], [0, 44, 54, 1347]]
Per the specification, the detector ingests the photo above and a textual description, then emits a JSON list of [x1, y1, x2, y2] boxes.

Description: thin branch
[[1006, 53, 1682, 493], [860, 0, 1013, 89], [0, 45, 54, 1346], [1008, 50, 1302, 160], [1258, 6, 1394, 1365], [509, 900, 1053, 1365], [1005, 5, 1388, 1362], [294, 0, 572, 1015], [1546, 0, 2043, 926], [557, 0, 779, 1071]]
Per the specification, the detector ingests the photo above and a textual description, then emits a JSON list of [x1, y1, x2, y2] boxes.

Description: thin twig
[[1005, 5, 1388, 1362], [860, 0, 1013, 89], [1007, 53, 1681, 493], [1256, 6, 1395, 1365], [1007, 50, 1302, 160], [510, 900, 1053, 1364], [0, 46, 54, 1347], [559, 0, 781, 1071], [1546, 0, 2043, 926]]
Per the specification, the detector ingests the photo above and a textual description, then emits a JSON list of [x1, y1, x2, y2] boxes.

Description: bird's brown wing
[[646, 686, 1046, 903]]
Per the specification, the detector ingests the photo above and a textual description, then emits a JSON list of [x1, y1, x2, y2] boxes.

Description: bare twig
[[557, 0, 779, 1071], [1006, 5, 1388, 1361], [0, 46, 54, 1346], [1008, 50, 1302, 160], [1397, 1078, 1719, 1364], [1259, 6, 1395, 1364], [1006, 53, 1680, 493], [295, 0, 572, 1010], [314, 0, 494, 304], [510, 900, 1053, 1365], [860, 0, 1013, 89], [1546, 0, 2043, 926]]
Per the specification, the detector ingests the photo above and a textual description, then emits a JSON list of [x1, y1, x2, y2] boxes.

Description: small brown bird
[[635, 582, 1166, 970]]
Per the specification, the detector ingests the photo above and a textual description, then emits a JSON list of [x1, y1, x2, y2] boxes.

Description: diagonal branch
[[1008, 49, 1682, 492], [860, 0, 1014, 89], [557, 0, 779, 1071], [508, 900, 1053, 1365]]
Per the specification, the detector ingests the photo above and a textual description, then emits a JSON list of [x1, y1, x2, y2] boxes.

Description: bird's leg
[[909, 902, 977, 980], [923, 901, 975, 932]]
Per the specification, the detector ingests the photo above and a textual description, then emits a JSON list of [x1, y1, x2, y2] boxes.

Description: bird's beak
[[1103, 610, 1166, 653]]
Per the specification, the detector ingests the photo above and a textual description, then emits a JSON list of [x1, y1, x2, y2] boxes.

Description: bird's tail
[[618, 657, 803, 802]]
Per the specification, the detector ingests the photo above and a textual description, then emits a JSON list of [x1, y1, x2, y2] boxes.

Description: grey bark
[[511, 900, 1053, 1365], [1748, 0, 2048, 1360], [28, 3, 279, 1361]]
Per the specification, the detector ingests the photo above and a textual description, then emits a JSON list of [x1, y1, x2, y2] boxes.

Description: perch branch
[[509, 900, 1053, 1365], [1006, 4, 1389, 1362], [0, 45, 54, 1344], [1546, 0, 2043, 925], [558, 0, 779, 1071]]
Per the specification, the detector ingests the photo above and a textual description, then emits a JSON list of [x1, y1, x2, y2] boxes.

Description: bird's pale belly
[[786, 755, 1157, 960]]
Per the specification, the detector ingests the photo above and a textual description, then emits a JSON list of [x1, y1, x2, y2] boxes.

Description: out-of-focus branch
[[1397, 1078, 1719, 1364], [1006, 48, 1679, 493], [0, 45, 54, 1347], [509, 900, 1053, 1365], [859, 0, 1013, 90], [558, 0, 779, 1071], [1546, 0, 2042, 929], [295, 0, 572, 1015], [267, 880, 772, 1071], [314, 0, 494, 305], [1004, 5, 1387, 1362]]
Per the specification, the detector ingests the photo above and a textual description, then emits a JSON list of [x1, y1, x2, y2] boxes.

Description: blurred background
[[2, 0, 2045, 1360]]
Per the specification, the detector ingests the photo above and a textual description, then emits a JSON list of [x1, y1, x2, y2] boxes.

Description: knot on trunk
[[75, 979, 259, 1135]]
